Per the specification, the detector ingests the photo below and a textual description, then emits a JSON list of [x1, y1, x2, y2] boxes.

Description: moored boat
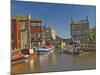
[[35, 45, 54, 54], [21, 48, 38, 58], [63, 45, 80, 55], [11, 49, 25, 61]]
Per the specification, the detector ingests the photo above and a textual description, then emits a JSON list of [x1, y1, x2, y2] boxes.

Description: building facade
[[30, 19, 42, 48], [11, 19, 20, 49], [11, 14, 56, 49], [70, 17, 89, 43], [11, 14, 31, 49]]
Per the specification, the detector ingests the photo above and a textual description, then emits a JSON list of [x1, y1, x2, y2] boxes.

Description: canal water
[[11, 49, 96, 74]]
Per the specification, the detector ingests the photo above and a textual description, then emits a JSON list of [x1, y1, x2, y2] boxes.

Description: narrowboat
[[11, 49, 25, 61]]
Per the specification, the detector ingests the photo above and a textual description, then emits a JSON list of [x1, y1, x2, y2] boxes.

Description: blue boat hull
[[35, 47, 54, 53], [35, 50, 49, 52]]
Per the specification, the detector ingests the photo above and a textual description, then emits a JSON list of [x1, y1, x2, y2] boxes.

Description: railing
[[11, 49, 22, 56], [80, 44, 96, 52]]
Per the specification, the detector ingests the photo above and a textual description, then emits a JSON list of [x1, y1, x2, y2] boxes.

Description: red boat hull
[[25, 52, 38, 57], [11, 55, 24, 61]]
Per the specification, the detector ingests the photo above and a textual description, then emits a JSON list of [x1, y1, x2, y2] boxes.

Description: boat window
[[17, 51, 19, 55], [18, 51, 21, 55], [11, 52, 12, 55], [13, 52, 15, 56], [18, 51, 20, 55], [14, 52, 16, 55], [16, 51, 18, 55]]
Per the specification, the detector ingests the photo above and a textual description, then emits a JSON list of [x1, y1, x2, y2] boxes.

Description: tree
[[87, 28, 96, 41], [88, 32, 94, 41]]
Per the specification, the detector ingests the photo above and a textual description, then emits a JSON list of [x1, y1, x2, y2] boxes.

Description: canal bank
[[11, 49, 96, 74]]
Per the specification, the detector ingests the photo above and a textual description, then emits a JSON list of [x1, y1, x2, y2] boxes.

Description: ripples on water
[[11, 49, 96, 74]]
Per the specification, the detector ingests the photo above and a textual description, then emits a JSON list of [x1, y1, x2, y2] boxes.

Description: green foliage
[[87, 28, 96, 41], [56, 43, 61, 48], [88, 32, 94, 40], [46, 36, 52, 42]]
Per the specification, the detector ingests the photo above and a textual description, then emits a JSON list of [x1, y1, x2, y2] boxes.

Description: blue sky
[[11, 0, 96, 39]]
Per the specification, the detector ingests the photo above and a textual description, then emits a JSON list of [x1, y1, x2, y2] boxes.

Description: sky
[[11, 0, 96, 39]]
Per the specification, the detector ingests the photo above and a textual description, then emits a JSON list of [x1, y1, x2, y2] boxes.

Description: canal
[[11, 49, 96, 74]]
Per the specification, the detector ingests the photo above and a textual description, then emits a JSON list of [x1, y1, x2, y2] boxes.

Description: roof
[[79, 20, 88, 24], [11, 15, 31, 20], [71, 19, 88, 25], [30, 18, 42, 23], [11, 15, 28, 20], [71, 20, 79, 24]]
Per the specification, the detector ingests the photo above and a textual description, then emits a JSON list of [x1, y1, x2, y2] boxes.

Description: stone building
[[70, 17, 89, 43], [70, 17, 96, 52]]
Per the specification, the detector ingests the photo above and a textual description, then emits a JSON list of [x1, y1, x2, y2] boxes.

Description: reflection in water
[[48, 53, 56, 65], [73, 53, 96, 70], [11, 50, 96, 74]]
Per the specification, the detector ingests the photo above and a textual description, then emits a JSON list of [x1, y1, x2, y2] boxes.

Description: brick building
[[11, 19, 20, 49], [11, 14, 31, 49]]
